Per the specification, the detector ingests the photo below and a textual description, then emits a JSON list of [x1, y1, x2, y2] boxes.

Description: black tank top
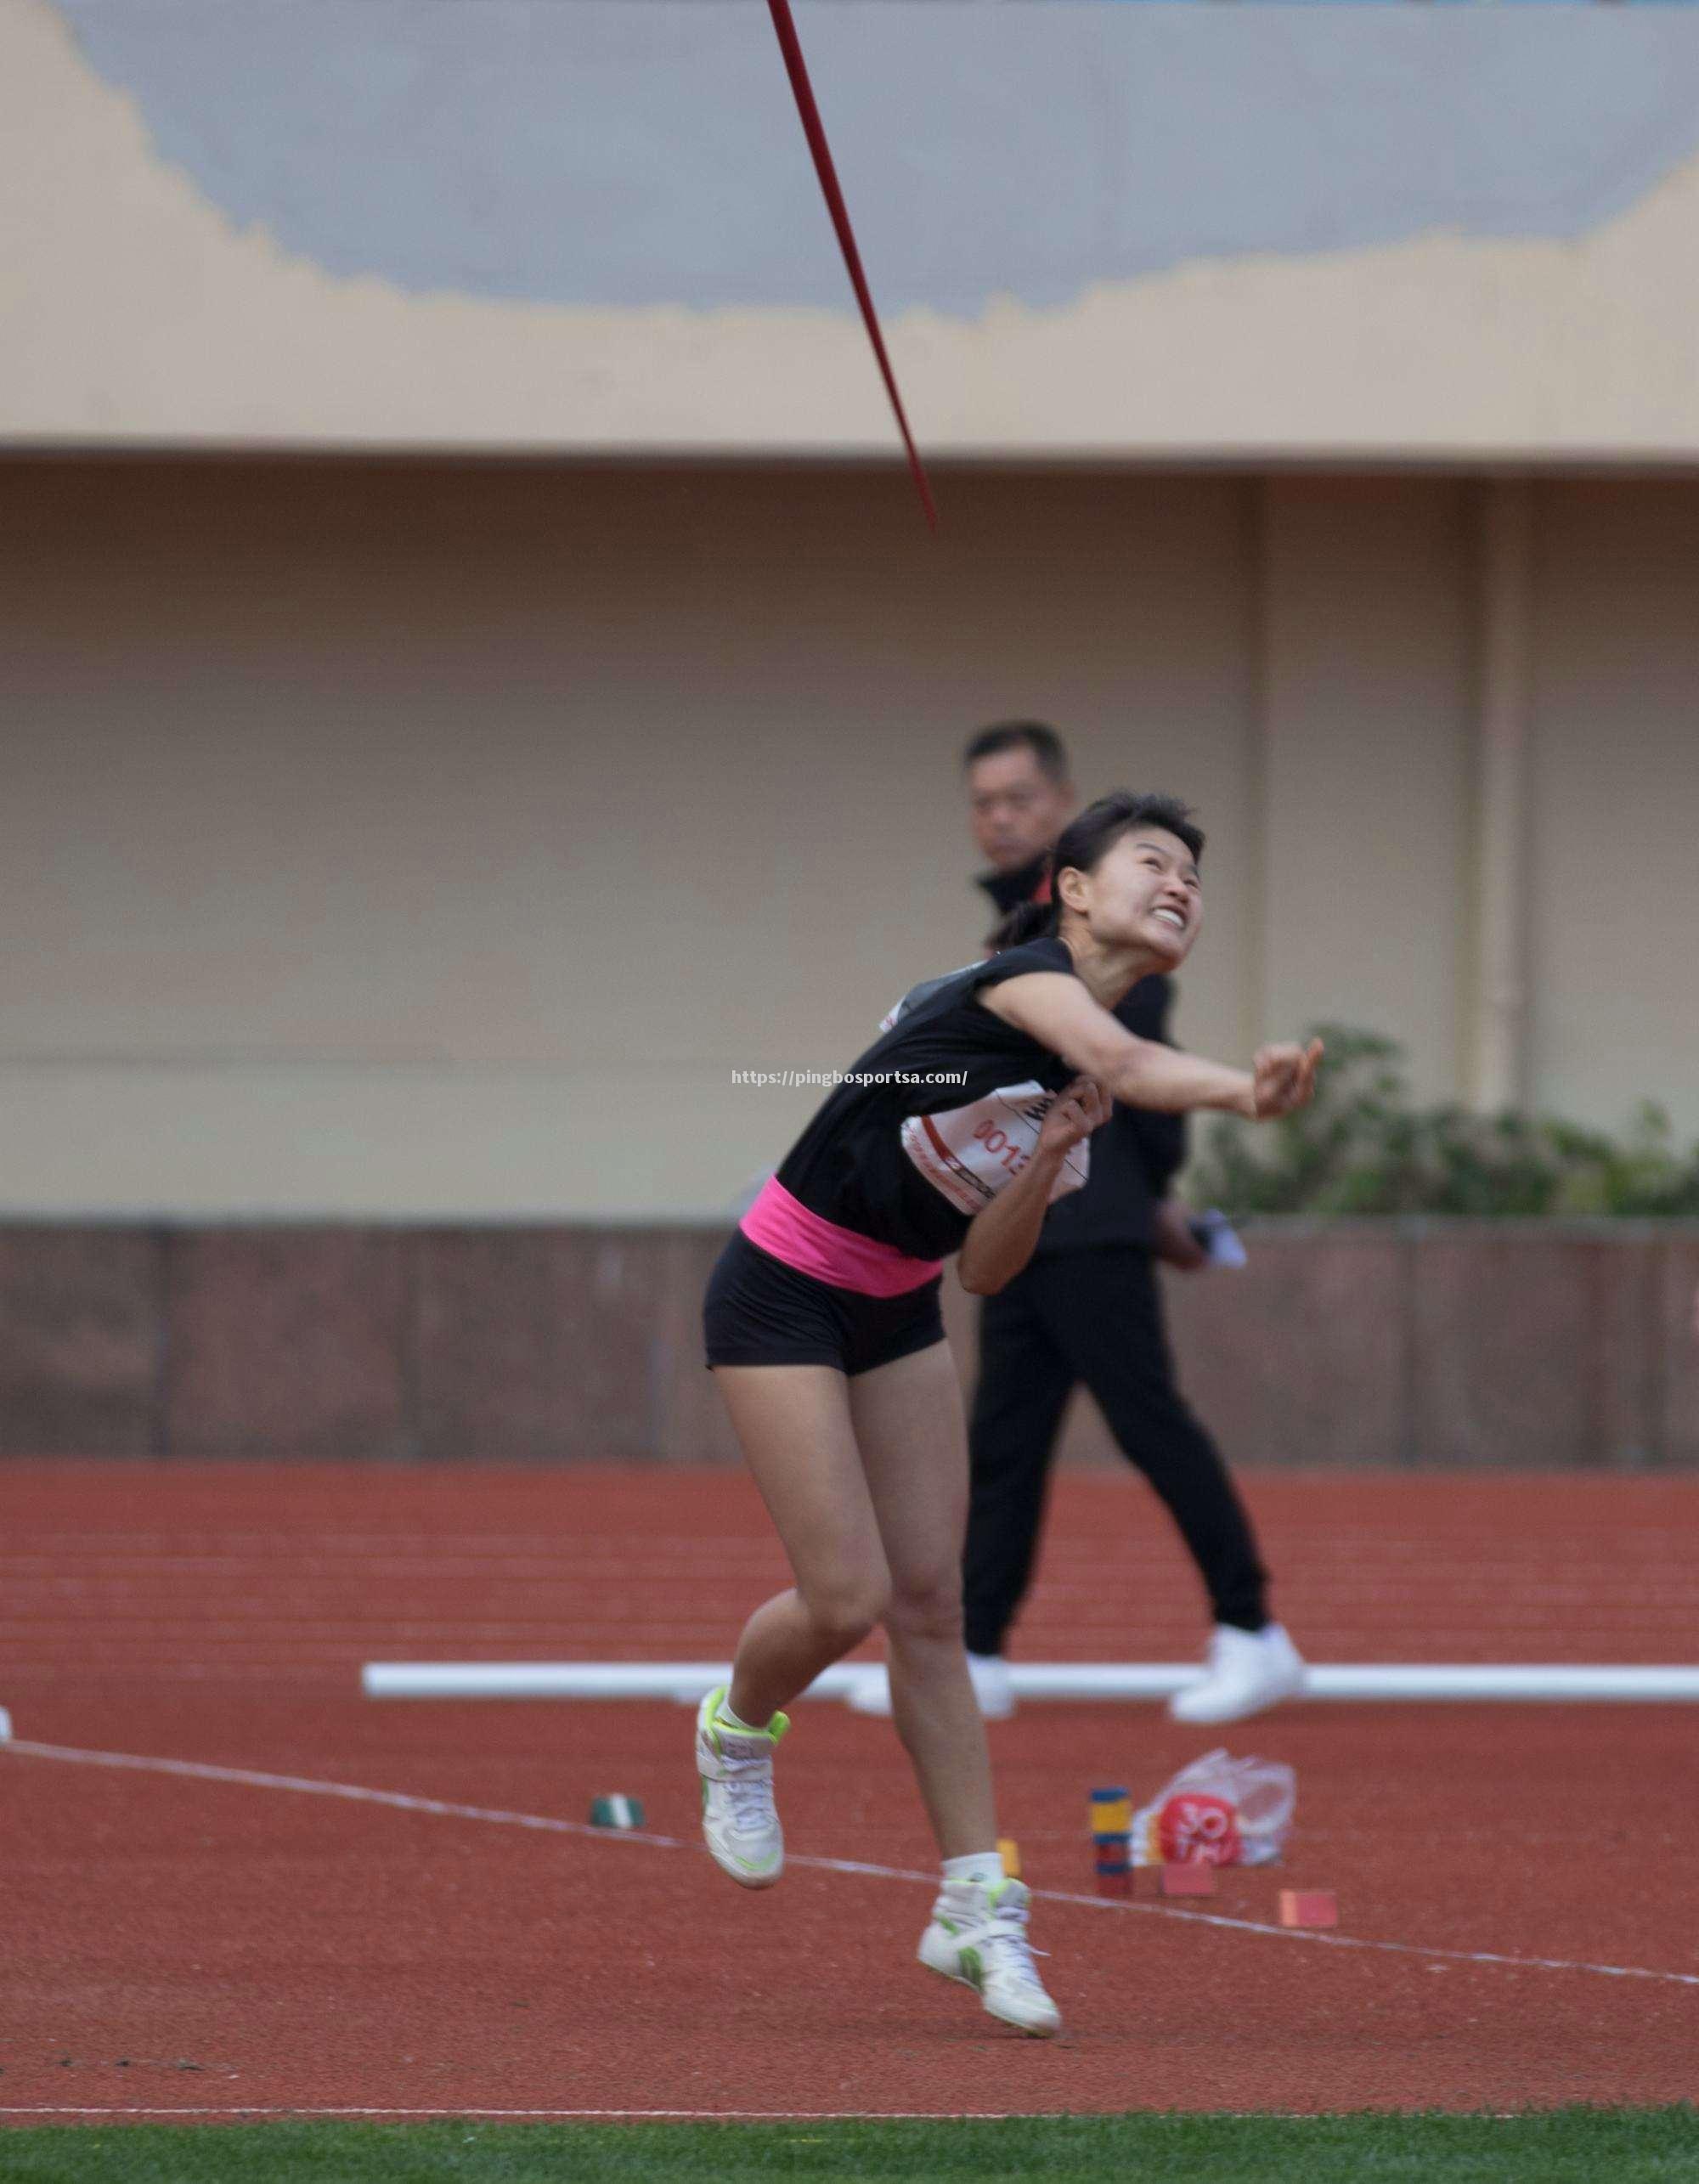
[[773, 940, 1091, 1261]]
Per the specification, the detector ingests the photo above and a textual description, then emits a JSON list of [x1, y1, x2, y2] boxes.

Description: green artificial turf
[[3, 2108, 1698, 2183]]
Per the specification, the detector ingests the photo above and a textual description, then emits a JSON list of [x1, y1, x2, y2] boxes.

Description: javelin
[[765, 0, 939, 531]]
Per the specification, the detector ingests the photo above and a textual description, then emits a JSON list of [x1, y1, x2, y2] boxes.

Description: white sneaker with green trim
[[695, 1685, 789, 1888], [917, 1876, 1062, 2037]]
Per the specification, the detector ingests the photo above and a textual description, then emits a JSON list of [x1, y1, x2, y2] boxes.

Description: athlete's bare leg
[[851, 1340, 997, 1861], [714, 1363, 890, 1727]]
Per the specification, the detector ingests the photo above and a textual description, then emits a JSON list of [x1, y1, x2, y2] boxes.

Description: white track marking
[[362, 1660, 1699, 1704], [0, 2106, 1535, 2122], [2, 1535, 787, 1555], [1, 2107, 1024, 2119], [7, 1738, 1698, 1991]]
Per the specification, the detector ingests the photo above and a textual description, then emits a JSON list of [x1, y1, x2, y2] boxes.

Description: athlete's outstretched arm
[[958, 1078, 1109, 1295], [980, 973, 1321, 1120]]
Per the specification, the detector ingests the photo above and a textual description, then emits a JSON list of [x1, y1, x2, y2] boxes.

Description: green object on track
[[589, 1794, 645, 1830]]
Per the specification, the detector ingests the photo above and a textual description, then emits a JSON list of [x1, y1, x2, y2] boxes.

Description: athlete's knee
[[883, 1568, 966, 1648], [799, 1570, 889, 1651]]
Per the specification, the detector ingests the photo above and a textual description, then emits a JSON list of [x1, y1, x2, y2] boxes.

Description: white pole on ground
[[360, 1662, 1699, 1705], [362, 1662, 866, 1703]]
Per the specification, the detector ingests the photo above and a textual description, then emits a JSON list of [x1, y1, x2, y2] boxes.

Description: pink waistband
[[740, 1177, 944, 1299]]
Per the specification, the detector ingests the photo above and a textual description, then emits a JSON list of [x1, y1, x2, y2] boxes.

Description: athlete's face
[[966, 749, 1075, 874], [1062, 828, 1202, 967]]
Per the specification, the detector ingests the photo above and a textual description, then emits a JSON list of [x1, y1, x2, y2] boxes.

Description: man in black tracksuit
[[957, 723, 1301, 1724]]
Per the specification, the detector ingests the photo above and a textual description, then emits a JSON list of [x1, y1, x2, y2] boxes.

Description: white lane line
[[0, 1538, 788, 1556], [1, 2107, 1024, 2119], [7, 1738, 1698, 1991], [0, 1627, 765, 1642], [0, 2106, 1537, 2123]]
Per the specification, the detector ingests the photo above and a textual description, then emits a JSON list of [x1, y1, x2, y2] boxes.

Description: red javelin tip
[[765, 0, 939, 532]]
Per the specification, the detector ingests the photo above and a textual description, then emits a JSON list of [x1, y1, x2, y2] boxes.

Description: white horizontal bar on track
[[1305, 1664, 1699, 1702], [361, 1661, 1699, 1704], [364, 1661, 837, 1701]]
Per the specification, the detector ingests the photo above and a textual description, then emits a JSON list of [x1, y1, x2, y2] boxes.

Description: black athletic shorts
[[703, 1230, 945, 1376]]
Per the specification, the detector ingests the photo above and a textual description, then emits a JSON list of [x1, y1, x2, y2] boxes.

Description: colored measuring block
[[1089, 1786, 1131, 1837], [1278, 1889, 1339, 1929], [589, 1795, 646, 1831], [998, 1837, 1021, 1880], [1094, 1866, 1132, 1899], [1160, 1861, 1216, 1898]]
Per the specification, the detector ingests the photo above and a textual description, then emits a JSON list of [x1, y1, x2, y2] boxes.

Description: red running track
[[4, 1463, 1699, 2120]]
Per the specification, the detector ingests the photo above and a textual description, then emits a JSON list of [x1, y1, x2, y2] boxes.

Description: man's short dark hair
[[962, 720, 1070, 784]]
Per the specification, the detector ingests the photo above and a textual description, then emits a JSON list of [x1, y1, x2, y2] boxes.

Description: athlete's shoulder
[[877, 939, 1079, 1038], [877, 957, 988, 1034], [982, 937, 1075, 983]]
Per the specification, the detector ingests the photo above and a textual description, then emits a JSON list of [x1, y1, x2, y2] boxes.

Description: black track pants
[[962, 1246, 1269, 1655]]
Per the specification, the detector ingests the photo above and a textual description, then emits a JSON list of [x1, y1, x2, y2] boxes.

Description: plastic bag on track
[[1130, 1748, 1295, 1868]]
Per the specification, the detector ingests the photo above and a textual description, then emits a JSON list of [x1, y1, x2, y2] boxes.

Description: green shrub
[[1189, 1024, 1699, 1218]]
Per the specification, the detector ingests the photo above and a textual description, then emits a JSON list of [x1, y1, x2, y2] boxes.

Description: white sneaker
[[1167, 1623, 1307, 1724], [967, 1651, 1016, 1720], [845, 1651, 1016, 1721], [918, 1876, 1062, 2038], [695, 1685, 788, 1888]]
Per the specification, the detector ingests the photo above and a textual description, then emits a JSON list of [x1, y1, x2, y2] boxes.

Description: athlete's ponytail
[[991, 792, 1204, 953]]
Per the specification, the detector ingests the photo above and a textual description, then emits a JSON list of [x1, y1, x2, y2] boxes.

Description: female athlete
[[697, 792, 1321, 2036]]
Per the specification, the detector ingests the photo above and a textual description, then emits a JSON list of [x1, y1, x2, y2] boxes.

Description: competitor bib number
[[899, 1081, 1090, 1218]]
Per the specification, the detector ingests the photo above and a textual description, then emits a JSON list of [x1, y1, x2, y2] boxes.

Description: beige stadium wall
[[1258, 478, 1475, 1100], [1527, 482, 1699, 1130], [9, 0, 1699, 464], [0, 454, 1695, 1222]]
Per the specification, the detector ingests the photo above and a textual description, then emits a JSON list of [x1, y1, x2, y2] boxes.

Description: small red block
[[1160, 1861, 1216, 1898], [1278, 1889, 1338, 1928], [1094, 1868, 1132, 1899]]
